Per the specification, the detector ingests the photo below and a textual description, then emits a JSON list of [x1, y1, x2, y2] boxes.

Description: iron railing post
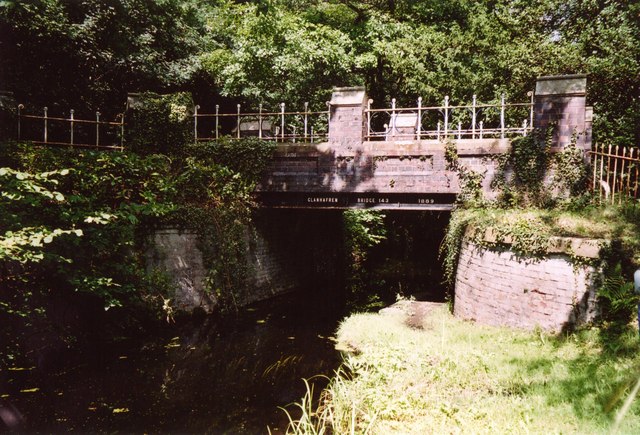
[[500, 94, 505, 139], [95, 111, 100, 149], [280, 103, 285, 142], [70, 109, 74, 145], [367, 99, 372, 140], [194, 105, 199, 142], [472, 95, 477, 139], [236, 104, 241, 139], [444, 96, 449, 139], [417, 97, 422, 140], [215, 104, 219, 140], [43, 106, 48, 143], [391, 98, 396, 138], [119, 112, 125, 150], [259, 103, 263, 139], [326, 101, 331, 142], [528, 90, 534, 130], [304, 102, 308, 142]]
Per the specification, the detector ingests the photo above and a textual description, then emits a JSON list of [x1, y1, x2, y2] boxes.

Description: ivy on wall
[[441, 128, 638, 327], [0, 132, 276, 327], [444, 140, 485, 207], [343, 209, 387, 310], [124, 92, 194, 156]]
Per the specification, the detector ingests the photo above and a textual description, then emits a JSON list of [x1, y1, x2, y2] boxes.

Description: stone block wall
[[454, 240, 599, 331], [328, 87, 367, 147], [146, 225, 298, 313], [146, 229, 216, 312], [258, 139, 509, 198], [534, 75, 589, 150]]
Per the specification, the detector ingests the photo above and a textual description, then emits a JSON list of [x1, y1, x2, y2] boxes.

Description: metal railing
[[193, 103, 330, 143], [17, 105, 124, 150], [365, 93, 534, 141], [590, 144, 639, 203]]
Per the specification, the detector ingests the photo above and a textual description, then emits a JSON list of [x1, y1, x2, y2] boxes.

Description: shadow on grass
[[507, 324, 640, 424]]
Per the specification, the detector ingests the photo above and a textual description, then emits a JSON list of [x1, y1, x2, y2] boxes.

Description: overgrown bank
[[291, 304, 640, 433], [0, 138, 276, 369], [285, 131, 640, 432]]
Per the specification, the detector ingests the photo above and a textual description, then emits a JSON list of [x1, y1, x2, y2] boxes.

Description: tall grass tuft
[[285, 304, 640, 434]]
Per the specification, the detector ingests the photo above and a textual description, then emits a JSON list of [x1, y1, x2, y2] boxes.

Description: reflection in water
[[7, 291, 342, 434]]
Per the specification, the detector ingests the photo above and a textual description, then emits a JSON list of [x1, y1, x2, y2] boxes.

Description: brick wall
[[258, 139, 508, 197], [145, 210, 344, 313], [146, 225, 298, 313], [454, 240, 599, 331], [258, 75, 591, 208], [534, 75, 589, 150]]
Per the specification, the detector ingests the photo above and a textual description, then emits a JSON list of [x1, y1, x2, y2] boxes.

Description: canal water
[[4, 291, 343, 433]]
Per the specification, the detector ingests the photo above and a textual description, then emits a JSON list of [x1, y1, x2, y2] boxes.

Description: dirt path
[[379, 300, 445, 329]]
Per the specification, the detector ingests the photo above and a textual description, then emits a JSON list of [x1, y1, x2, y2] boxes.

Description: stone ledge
[[467, 226, 606, 259]]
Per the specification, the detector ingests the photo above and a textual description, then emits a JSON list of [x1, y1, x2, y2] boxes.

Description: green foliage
[[1, 143, 178, 317], [598, 263, 638, 324], [444, 140, 485, 206], [0, 166, 84, 263], [343, 209, 387, 310], [201, 1, 353, 107], [596, 237, 640, 327], [185, 138, 277, 184], [303, 306, 640, 433], [0, 137, 275, 318], [491, 131, 552, 207], [440, 203, 640, 331], [1, 0, 207, 113], [440, 209, 473, 291], [125, 92, 194, 156], [3, 0, 639, 145], [552, 138, 589, 197]]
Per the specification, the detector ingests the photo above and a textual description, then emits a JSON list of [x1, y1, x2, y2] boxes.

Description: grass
[[285, 304, 640, 434], [459, 202, 640, 260]]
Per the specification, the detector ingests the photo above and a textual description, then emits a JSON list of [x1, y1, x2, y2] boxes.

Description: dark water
[[4, 291, 342, 434]]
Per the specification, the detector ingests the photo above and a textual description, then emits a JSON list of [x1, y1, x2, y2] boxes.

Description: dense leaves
[[0, 137, 275, 320], [0, 0, 207, 114], [2, 0, 638, 143]]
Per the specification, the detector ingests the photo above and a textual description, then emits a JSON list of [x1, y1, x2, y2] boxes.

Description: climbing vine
[[444, 140, 485, 206], [490, 130, 552, 207], [552, 136, 589, 197], [0, 136, 276, 322], [343, 209, 387, 310], [440, 128, 602, 303], [125, 92, 194, 156]]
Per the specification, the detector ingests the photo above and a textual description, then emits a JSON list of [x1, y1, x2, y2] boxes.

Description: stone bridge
[[255, 75, 591, 210]]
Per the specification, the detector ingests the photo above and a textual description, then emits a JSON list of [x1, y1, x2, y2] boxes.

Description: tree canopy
[[1, 0, 639, 142]]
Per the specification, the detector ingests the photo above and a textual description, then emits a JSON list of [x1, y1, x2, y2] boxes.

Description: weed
[[286, 306, 640, 433]]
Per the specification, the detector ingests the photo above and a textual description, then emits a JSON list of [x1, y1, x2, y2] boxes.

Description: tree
[[200, 0, 355, 109], [0, 0, 208, 115]]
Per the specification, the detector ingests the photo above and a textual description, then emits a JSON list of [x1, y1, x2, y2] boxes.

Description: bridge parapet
[[255, 75, 591, 209]]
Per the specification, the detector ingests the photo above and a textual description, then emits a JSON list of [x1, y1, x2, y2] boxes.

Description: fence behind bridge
[[16, 105, 124, 150], [590, 144, 640, 203]]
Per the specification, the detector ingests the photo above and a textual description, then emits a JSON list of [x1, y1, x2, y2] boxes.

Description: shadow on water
[[7, 290, 343, 434]]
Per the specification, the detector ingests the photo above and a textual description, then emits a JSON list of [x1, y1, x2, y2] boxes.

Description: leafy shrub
[[124, 92, 194, 156]]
